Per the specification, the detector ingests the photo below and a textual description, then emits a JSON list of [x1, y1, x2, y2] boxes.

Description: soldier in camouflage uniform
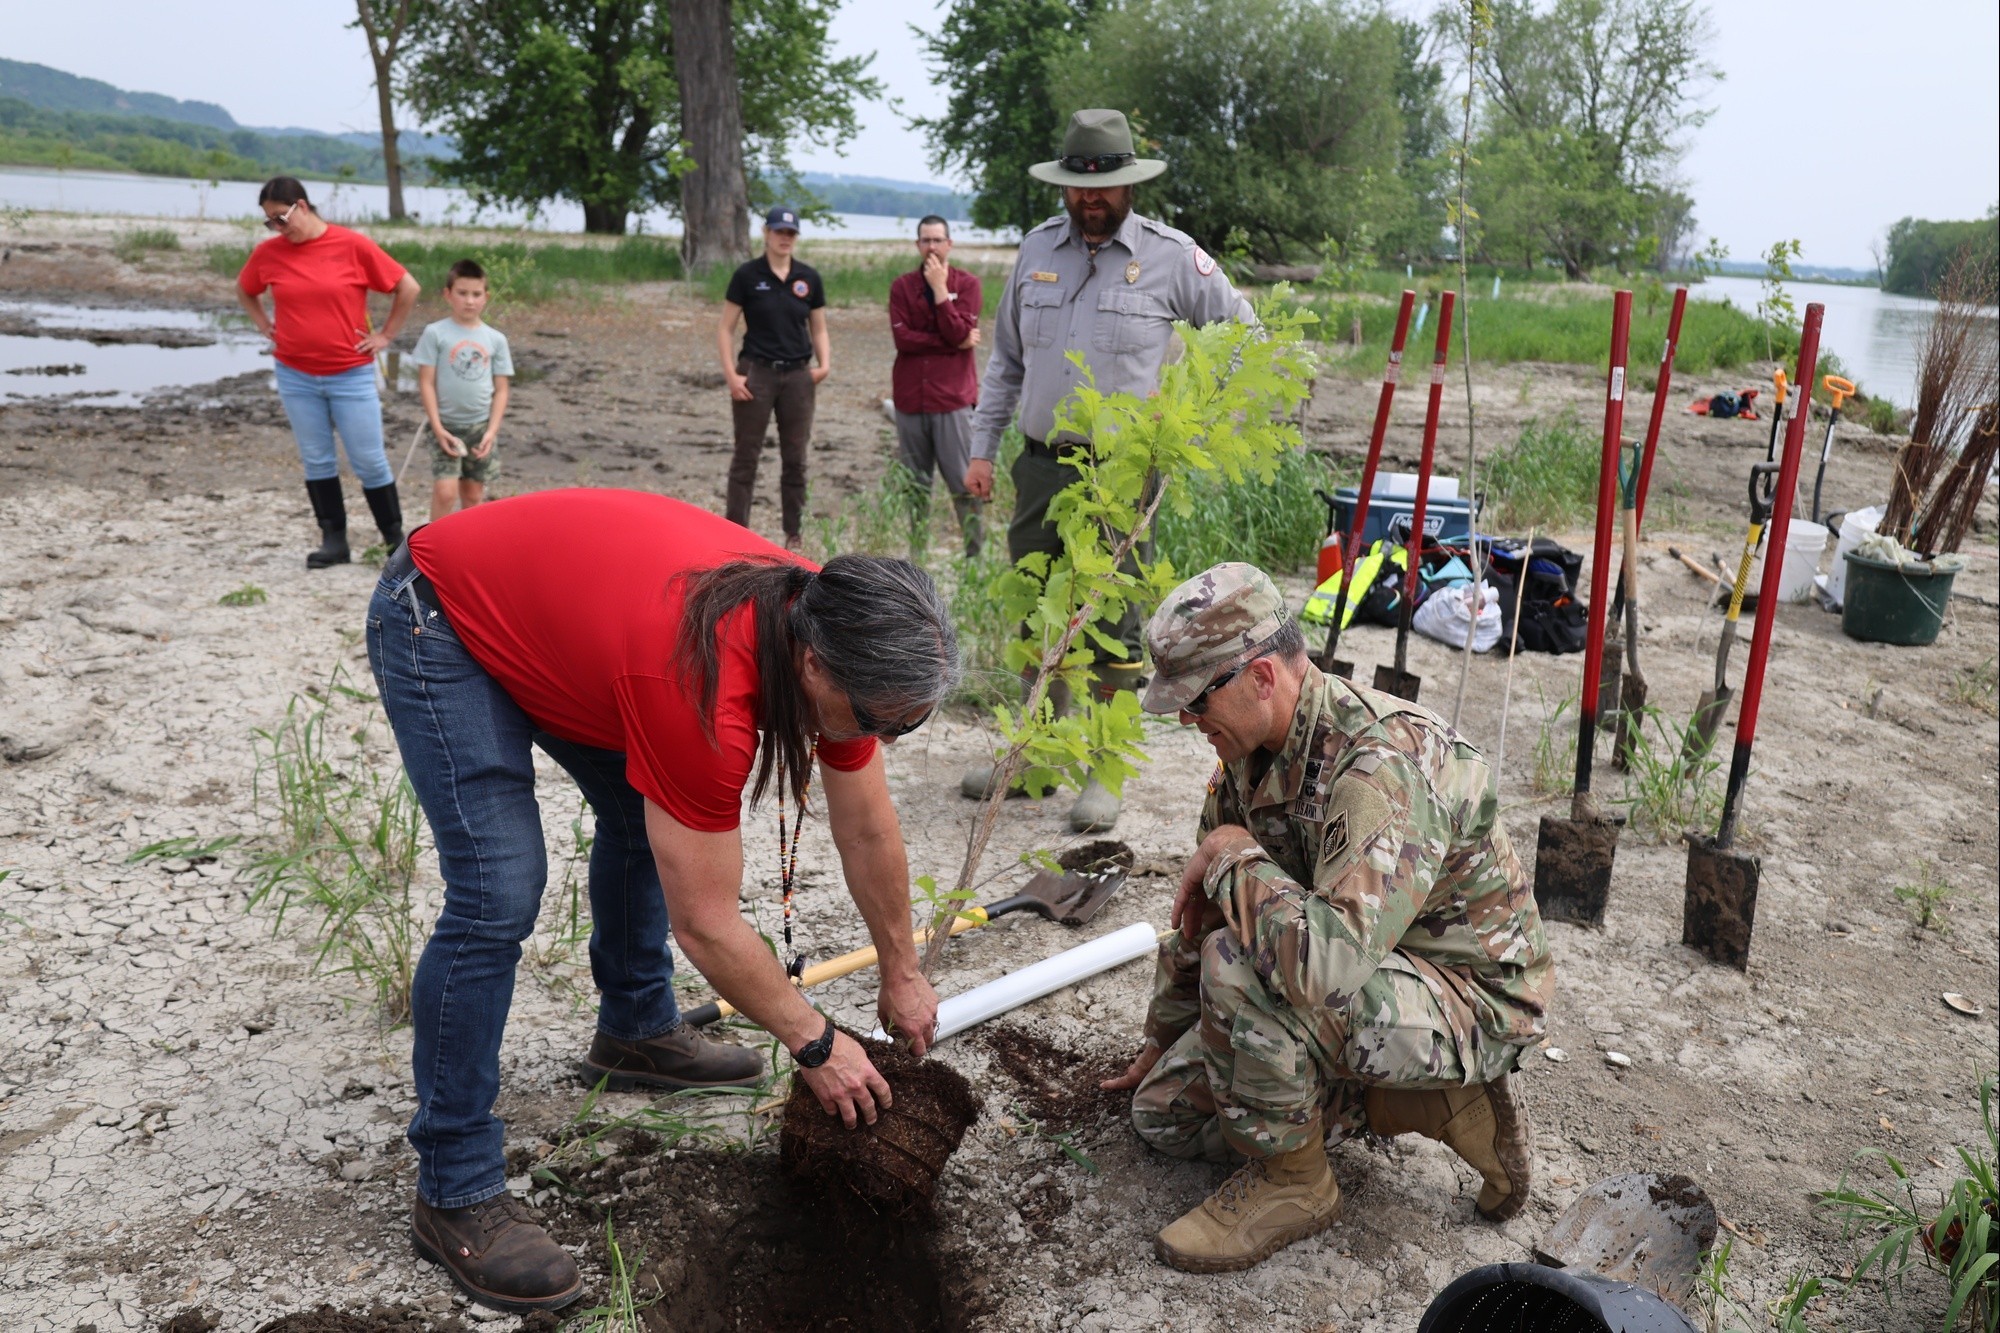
[[1101, 562, 1554, 1273]]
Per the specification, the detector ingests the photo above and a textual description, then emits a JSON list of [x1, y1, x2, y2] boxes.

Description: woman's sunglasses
[[849, 698, 933, 739], [262, 202, 302, 230]]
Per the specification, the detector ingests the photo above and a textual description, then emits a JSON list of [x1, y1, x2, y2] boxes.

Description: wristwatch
[[792, 1014, 836, 1069]]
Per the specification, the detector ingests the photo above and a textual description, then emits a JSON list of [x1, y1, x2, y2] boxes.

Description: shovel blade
[[1534, 812, 1624, 926], [1010, 839, 1134, 925], [1534, 1172, 1718, 1310], [1329, 657, 1356, 680], [1610, 676, 1648, 770], [1683, 686, 1730, 762], [1683, 834, 1758, 969], [1596, 651, 1622, 730], [1372, 663, 1421, 700]]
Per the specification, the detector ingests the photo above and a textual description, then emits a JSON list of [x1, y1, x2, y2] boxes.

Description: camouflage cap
[[1142, 562, 1291, 714]]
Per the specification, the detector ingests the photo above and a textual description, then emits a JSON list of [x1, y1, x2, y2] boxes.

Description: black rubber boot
[[363, 483, 405, 554], [304, 477, 350, 569]]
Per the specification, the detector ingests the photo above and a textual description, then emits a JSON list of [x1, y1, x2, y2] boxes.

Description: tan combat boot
[[1364, 1075, 1532, 1221], [1154, 1132, 1343, 1273]]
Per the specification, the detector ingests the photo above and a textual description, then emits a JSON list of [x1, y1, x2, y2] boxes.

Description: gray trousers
[[728, 359, 815, 539], [894, 408, 984, 557]]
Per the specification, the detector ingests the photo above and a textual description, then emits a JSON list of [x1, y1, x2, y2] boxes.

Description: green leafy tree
[[1049, 0, 1407, 259], [1757, 237, 1801, 360], [401, 0, 880, 235], [1463, 0, 1719, 276], [1381, 17, 1452, 262], [1883, 210, 2000, 298], [912, 0, 1100, 236]]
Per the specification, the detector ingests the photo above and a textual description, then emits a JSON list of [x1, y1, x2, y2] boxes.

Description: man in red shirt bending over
[[888, 215, 984, 557]]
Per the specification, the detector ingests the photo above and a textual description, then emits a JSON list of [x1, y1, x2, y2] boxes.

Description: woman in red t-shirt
[[235, 176, 420, 569], [366, 490, 957, 1313]]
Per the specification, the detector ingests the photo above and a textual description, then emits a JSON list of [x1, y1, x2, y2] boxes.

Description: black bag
[[1487, 537, 1587, 655], [1708, 392, 1741, 419]]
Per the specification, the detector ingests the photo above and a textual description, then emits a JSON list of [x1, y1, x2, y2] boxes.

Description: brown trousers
[[726, 359, 815, 539]]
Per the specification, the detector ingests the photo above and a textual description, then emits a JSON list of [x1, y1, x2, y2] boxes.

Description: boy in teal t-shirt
[[412, 259, 514, 520]]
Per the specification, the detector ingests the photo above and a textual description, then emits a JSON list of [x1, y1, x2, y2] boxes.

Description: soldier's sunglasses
[[1185, 662, 1249, 717], [1061, 152, 1135, 175], [849, 697, 933, 739]]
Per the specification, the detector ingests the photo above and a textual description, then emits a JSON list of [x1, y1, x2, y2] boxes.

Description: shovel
[[684, 840, 1131, 1027], [1684, 305, 1823, 970], [1598, 288, 1687, 730], [1811, 374, 1855, 523], [1609, 442, 1648, 769], [1534, 290, 1631, 928], [1684, 460, 1779, 760], [1321, 289, 1417, 678], [1374, 288, 1456, 701]]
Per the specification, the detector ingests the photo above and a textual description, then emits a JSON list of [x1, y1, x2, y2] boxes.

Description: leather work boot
[[1067, 776, 1121, 833], [1364, 1075, 1532, 1220], [411, 1192, 581, 1313], [578, 1023, 765, 1093], [303, 477, 350, 570], [1154, 1135, 1343, 1273]]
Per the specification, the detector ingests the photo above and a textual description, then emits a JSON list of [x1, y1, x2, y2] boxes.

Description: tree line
[[1882, 211, 2000, 299], [351, 0, 1719, 275]]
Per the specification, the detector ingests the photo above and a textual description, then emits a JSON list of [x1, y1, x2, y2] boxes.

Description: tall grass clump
[[113, 227, 181, 262], [248, 674, 429, 1025], [1614, 708, 1723, 840], [1484, 406, 1598, 529], [1154, 445, 1328, 576]]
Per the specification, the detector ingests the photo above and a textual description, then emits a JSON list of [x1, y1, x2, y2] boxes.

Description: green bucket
[[1841, 549, 1959, 646]]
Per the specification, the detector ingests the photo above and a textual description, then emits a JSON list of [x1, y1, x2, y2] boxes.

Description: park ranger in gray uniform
[[960, 108, 1253, 833]]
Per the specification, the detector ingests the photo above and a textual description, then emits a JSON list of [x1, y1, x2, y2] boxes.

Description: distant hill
[[0, 58, 235, 130], [1715, 259, 1879, 286], [795, 172, 972, 221]]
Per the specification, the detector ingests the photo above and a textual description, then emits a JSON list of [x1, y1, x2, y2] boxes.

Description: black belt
[[1022, 436, 1089, 460], [743, 354, 813, 372], [385, 542, 446, 615]]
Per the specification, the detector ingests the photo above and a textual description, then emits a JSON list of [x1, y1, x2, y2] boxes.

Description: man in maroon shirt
[[888, 215, 985, 556]]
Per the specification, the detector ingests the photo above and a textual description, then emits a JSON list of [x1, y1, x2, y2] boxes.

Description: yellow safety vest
[[1301, 540, 1407, 627]]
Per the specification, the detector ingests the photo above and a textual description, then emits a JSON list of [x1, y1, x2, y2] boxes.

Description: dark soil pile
[[780, 1033, 982, 1217], [979, 1024, 1127, 1133], [547, 1145, 976, 1333]]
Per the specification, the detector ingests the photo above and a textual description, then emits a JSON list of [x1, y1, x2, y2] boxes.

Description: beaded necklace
[[775, 738, 817, 982]]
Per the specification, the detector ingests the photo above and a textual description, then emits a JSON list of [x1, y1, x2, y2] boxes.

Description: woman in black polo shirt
[[716, 206, 829, 548]]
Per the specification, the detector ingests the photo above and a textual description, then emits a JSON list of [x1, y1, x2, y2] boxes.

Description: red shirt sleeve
[[236, 244, 268, 296], [352, 232, 409, 293], [615, 674, 756, 832], [933, 271, 978, 346], [819, 736, 879, 773]]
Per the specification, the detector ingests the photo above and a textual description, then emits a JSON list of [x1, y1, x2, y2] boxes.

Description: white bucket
[[1776, 520, 1828, 603], [1824, 505, 1885, 606]]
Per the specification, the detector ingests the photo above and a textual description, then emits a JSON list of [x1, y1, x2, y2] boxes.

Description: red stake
[[1634, 287, 1687, 530], [1374, 290, 1455, 699], [1574, 290, 1632, 794], [1320, 290, 1416, 669], [1718, 303, 1823, 843]]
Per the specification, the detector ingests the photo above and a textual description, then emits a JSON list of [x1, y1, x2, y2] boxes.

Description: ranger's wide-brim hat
[[1028, 109, 1167, 188]]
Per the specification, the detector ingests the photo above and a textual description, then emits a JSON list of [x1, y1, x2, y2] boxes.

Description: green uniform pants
[[1007, 446, 1147, 696], [1131, 926, 1518, 1162]]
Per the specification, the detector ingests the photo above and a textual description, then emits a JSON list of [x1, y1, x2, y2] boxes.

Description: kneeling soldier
[[1103, 562, 1555, 1272]]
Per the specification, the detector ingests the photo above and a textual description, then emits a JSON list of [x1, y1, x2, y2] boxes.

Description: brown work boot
[[578, 1023, 765, 1092], [411, 1193, 581, 1314], [1154, 1135, 1343, 1273], [1364, 1075, 1532, 1221]]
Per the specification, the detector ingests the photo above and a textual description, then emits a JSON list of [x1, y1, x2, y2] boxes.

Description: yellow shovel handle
[[706, 906, 991, 1022]]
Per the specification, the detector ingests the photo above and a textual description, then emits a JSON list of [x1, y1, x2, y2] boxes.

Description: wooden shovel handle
[[703, 907, 991, 1023]]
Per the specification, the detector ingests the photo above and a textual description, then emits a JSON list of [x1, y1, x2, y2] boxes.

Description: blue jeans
[[366, 560, 681, 1208], [274, 361, 394, 489]]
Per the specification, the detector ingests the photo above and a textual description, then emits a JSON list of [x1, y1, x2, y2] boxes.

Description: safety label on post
[[1610, 367, 1625, 401], [1431, 363, 1446, 386], [1384, 359, 1400, 385]]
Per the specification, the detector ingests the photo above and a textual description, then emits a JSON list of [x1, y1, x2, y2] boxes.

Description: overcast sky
[[8, 0, 1996, 267]]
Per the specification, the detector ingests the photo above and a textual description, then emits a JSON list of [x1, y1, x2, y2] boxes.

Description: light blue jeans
[[273, 361, 394, 489]]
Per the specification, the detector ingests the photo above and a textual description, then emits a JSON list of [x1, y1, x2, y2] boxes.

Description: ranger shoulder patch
[[1192, 247, 1217, 277]]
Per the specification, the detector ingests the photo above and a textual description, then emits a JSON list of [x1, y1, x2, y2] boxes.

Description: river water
[[0, 166, 1006, 244], [1687, 275, 1951, 409]]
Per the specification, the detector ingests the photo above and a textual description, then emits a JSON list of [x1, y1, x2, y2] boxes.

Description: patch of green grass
[[247, 673, 428, 1026], [125, 834, 241, 864], [1949, 656, 1998, 716], [208, 234, 686, 305], [218, 583, 267, 608], [1532, 685, 1579, 797], [1154, 445, 1331, 577], [698, 250, 1012, 309], [1892, 861, 1957, 935], [1614, 707, 1723, 841], [563, 1213, 659, 1331], [1484, 406, 1599, 530], [113, 227, 181, 263]]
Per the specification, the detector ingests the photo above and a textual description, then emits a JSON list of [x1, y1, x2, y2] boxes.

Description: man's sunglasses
[[262, 202, 302, 230], [1186, 658, 1261, 717], [1061, 152, 1135, 175], [850, 698, 933, 739]]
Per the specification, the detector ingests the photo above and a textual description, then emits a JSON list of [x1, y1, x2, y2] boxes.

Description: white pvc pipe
[[872, 921, 1161, 1044]]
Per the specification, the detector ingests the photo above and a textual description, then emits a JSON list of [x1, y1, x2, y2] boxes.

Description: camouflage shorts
[[1130, 928, 1509, 1161], [431, 421, 498, 483]]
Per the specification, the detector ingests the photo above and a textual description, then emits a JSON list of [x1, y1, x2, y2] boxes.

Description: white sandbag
[[1413, 582, 1502, 652]]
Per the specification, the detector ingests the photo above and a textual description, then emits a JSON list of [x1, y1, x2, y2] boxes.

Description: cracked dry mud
[[2, 217, 1996, 1331]]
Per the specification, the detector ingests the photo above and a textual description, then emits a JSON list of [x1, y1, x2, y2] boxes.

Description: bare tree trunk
[[670, 0, 750, 270], [356, 0, 415, 223]]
